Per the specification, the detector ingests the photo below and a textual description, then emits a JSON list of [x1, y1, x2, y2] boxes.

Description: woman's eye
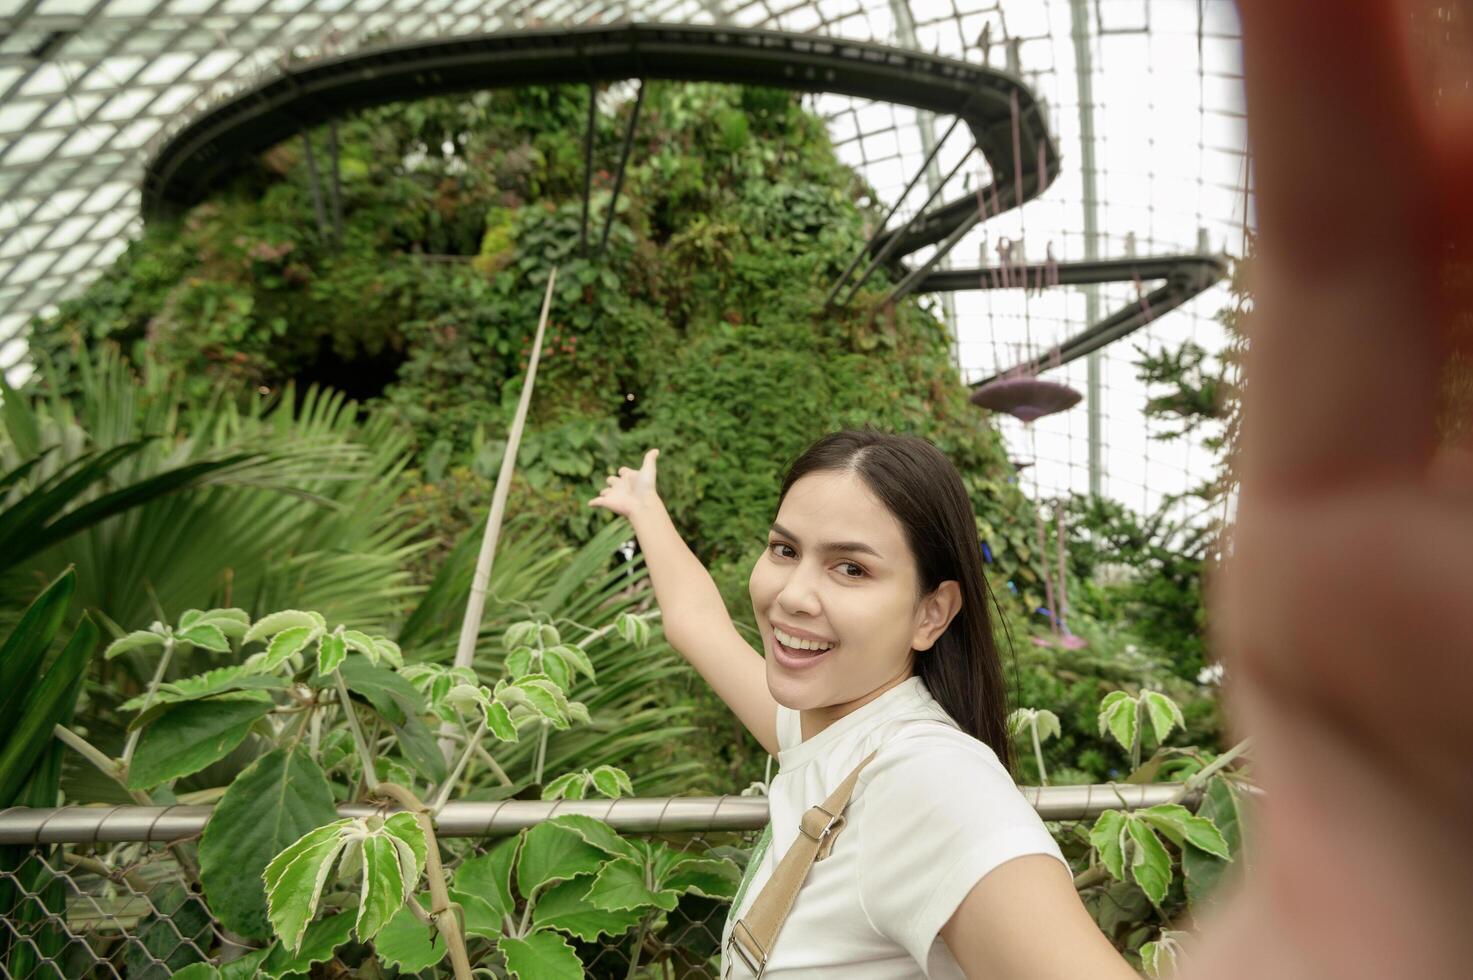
[[768, 543, 865, 579]]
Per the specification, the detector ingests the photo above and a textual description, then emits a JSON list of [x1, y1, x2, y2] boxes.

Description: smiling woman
[[590, 427, 1138, 978]]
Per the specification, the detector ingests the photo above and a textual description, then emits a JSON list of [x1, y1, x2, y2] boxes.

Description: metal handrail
[[0, 783, 1200, 845]]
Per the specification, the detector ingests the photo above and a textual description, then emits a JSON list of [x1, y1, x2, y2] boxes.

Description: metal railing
[[0, 783, 1200, 978]]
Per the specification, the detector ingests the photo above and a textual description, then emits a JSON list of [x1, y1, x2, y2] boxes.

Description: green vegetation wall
[[29, 82, 1072, 778]]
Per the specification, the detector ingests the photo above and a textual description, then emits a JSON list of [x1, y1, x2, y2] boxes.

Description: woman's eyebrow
[[769, 522, 884, 560]]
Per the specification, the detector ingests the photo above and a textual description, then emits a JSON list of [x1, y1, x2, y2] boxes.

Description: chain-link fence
[[0, 783, 1201, 978]]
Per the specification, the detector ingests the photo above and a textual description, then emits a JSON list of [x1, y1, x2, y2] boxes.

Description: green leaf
[[259, 626, 318, 672], [170, 965, 218, 980], [1139, 803, 1231, 861], [538, 625, 561, 648], [484, 700, 518, 742], [176, 624, 232, 654], [449, 887, 504, 939], [1098, 691, 1138, 752], [392, 712, 449, 784], [356, 833, 407, 941], [104, 629, 166, 660], [517, 822, 608, 899], [336, 655, 425, 724], [503, 622, 539, 651], [122, 666, 287, 709], [1182, 777, 1243, 907], [660, 857, 741, 900], [1035, 709, 1061, 742], [373, 896, 447, 972], [245, 611, 326, 646], [541, 649, 572, 689], [585, 857, 668, 912], [262, 821, 351, 952], [0, 609, 97, 806], [589, 765, 633, 799], [1089, 809, 1129, 883], [127, 698, 272, 788], [0, 568, 75, 735], [373, 636, 403, 668], [544, 814, 640, 862], [316, 632, 347, 677], [1141, 691, 1184, 745], [556, 643, 596, 682], [382, 812, 429, 884], [532, 875, 643, 940], [506, 646, 534, 678], [259, 910, 354, 979], [199, 746, 339, 940], [501, 929, 583, 980], [185, 608, 251, 639], [455, 837, 519, 920], [340, 629, 378, 661], [1126, 819, 1173, 904], [542, 771, 587, 800], [218, 948, 270, 980]]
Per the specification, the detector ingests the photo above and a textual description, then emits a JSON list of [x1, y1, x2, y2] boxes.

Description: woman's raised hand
[[587, 448, 662, 520]]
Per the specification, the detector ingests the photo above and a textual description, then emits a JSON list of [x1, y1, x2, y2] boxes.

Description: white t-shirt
[[719, 675, 1069, 978]]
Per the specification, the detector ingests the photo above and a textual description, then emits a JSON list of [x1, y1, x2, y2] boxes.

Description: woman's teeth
[[774, 627, 835, 652]]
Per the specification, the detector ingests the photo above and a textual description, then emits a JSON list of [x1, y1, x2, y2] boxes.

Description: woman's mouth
[[770, 631, 837, 669]]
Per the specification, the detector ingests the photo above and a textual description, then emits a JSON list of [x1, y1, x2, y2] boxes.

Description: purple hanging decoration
[[971, 374, 1081, 422]]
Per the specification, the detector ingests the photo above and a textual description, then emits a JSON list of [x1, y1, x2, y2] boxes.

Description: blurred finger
[[1235, 0, 1451, 493]]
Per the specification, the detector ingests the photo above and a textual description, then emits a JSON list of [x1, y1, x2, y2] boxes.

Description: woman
[[592, 432, 1130, 977], [592, 0, 1473, 975]]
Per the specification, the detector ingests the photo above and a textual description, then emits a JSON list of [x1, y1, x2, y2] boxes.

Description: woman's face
[[748, 469, 960, 718]]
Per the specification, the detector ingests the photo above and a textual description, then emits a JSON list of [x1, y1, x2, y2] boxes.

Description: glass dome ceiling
[[0, 0, 1250, 512]]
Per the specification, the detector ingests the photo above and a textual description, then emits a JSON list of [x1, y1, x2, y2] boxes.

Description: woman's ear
[[913, 580, 962, 652]]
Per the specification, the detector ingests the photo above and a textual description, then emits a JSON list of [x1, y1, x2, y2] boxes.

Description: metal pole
[[579, 82, 598, 255], [1069, 0, 1104, 500], [595, 81, 645, 261], [889, 0, 961, 370]]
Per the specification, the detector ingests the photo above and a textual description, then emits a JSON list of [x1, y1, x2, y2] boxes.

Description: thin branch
[[121, 637, 175, 769], [431, 720, 486, 813], [373, 782, 472, 980], [333, 671, 378, 791]]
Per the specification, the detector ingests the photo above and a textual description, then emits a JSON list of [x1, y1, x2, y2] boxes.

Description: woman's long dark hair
[[777, 426, 1017, 774]]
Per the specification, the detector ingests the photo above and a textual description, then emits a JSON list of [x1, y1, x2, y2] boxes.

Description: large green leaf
[[259, 910, 354, 979], [659, 856, 741, 900], [374, 896, 448, 972], [544, 814, 639, 862], [0, 612, 98, 807], [1182, 777, 1244, 907], [334, 655, 425, 724], [198, 746, 338, 940], [500, 929, 583, 980], [585, 857, 673, 913], [0, 568, 74, 740], [532, 875, 644, 940], [1097, 691, 1138, 753], [455, 836, 519, 919], [516, 822, 609, 900], [126, 698, 274, 789]]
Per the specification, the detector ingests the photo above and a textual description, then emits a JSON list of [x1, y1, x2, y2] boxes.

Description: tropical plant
[[0, 569, 100, 977]]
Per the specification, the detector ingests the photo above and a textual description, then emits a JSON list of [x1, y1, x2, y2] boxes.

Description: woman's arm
[[938, 855, 1138, 980], [592, 450, 780, 756]]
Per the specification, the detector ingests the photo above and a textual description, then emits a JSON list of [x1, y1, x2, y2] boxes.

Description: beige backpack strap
[[724, 749, 879, 979]]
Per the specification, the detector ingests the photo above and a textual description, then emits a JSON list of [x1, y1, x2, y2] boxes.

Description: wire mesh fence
[[0, 783, 1201, 978]]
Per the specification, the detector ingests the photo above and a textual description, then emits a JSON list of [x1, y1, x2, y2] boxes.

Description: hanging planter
[[970, 376, 1082, 423]]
